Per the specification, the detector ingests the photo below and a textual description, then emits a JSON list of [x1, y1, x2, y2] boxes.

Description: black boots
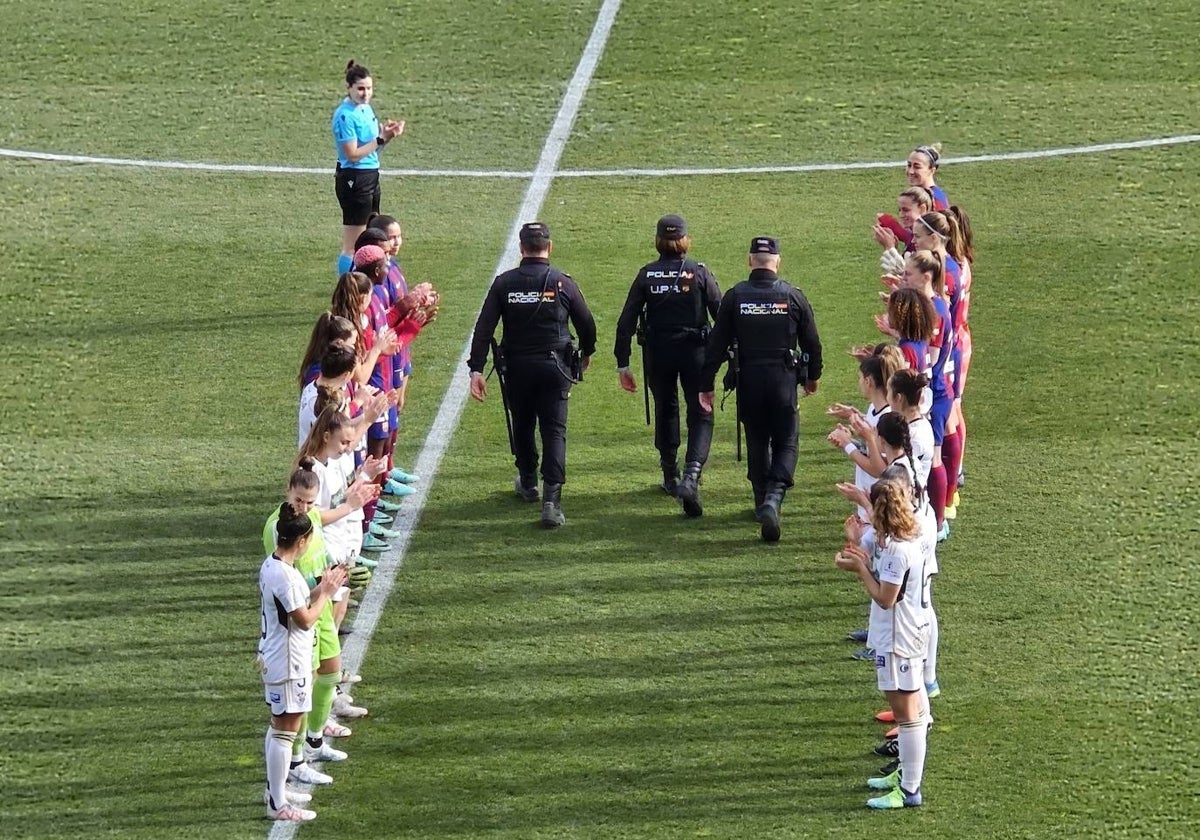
[[660, 460, 680, 496], [752, 483, 766, 521], [757, 483, 786, 542], [676, 461, 703, 518], [541, 482, 565, 528], [514, 473, 539, 503]]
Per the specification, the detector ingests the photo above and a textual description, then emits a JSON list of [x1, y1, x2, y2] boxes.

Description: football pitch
[[2, 1, 1198, 838]]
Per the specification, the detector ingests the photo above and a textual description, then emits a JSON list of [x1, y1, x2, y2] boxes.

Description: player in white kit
[[258, 502, 347, 822], [835, 477, 932, 809]]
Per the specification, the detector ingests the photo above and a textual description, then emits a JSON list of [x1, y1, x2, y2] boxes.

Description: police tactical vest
[[500, 265, 571, 355], [733, 280, 795, 363], [643, 258, 706, 336]]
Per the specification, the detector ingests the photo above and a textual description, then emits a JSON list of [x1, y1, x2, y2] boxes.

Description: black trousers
[[506, 355, 572, 485], [646, 340, 713, 467], [737, 364, 799, 490]]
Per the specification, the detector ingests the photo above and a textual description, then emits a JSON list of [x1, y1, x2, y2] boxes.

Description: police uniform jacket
[[468, 257, 597, 372], [613, 256, 721, 368], [700, 268, 823, 390]]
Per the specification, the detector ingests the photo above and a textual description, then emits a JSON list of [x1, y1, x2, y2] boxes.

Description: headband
[[914, 146, 940, 166], [916, 216, 948, 240]]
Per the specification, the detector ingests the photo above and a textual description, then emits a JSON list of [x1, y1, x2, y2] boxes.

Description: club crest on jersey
[[739, 301, 788, 316], [899, 662, 910, 674]]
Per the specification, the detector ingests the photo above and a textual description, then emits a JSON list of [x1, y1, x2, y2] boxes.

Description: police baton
[[720, 340, 742, 462], [636, 315, 651, 427], [729, 343, 739, 463], [488, 338, 516, 455]]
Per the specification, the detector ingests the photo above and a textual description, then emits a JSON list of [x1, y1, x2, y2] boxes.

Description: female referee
[[333, 60, 404, 275]]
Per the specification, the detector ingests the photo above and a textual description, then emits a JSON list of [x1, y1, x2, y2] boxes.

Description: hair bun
[[298, 456, 316, 471], [276, 501, 314, 544]]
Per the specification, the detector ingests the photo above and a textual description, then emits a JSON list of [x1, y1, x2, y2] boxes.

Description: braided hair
[[876, 412, 926, 508]]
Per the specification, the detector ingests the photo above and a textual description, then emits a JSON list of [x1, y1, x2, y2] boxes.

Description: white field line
[[2, 133, 1197, 179], [266, 0, 624, 837]]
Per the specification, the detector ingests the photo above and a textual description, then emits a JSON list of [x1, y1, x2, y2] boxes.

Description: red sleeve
[[395, 317, 425, 347], [879, 214, 912, 246]]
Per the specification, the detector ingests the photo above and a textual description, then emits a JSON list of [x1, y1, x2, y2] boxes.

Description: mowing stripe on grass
[[2, 133, 1197, 178], [265, 0, 624, 836]]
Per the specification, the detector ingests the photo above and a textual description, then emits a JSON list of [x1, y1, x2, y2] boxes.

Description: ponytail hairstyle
[[313, 381, 349, 419], [887, 287, 937, 343], [275, 501, 315, 549], [289, 457, 320, 493], [947, 204, 975, 264], [298, 312, 355, 388], [859, 354, 887, 391], [869, 477, 920, 542], [298, 404, 352, 462], [876, 413, 926, 507], [331, 271, 372, 358], [940, 211, 966, 264], [907, 249, 946, 298], [345, 59, 371, 87], [900, 186, 934, 214], [888, 368, 930, 411], [368, 213, 399, 233], [873, 343, 907, 388]]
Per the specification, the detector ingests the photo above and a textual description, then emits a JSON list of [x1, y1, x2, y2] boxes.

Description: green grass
[[2, 1, 1199, 838]]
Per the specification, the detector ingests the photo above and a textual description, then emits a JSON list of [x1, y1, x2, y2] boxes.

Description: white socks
[[898, 719, 926, 794], [265, 726, 298, 810], [924, 603, 939, 686]]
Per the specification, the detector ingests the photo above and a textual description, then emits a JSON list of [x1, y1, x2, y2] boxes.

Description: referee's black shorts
[[334, 166, 381, 226]]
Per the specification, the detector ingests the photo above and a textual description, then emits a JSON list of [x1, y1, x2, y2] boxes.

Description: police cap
[[519, 222, 552, 247], [749, 236, 780, 255], [656, 214, 688, 240]]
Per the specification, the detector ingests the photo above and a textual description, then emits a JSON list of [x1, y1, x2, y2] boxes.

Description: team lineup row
[[258, 209, 439, 821]]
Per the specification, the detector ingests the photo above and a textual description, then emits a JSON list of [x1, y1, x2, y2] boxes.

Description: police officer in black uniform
[[614, 215, 722, 517], [700, 236, 822, 542], [468, 222, 597, 528]]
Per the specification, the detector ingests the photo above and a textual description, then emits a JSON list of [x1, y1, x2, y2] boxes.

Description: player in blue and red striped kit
[[369, 215, 416, 478], [906, 144, 949, 211]]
